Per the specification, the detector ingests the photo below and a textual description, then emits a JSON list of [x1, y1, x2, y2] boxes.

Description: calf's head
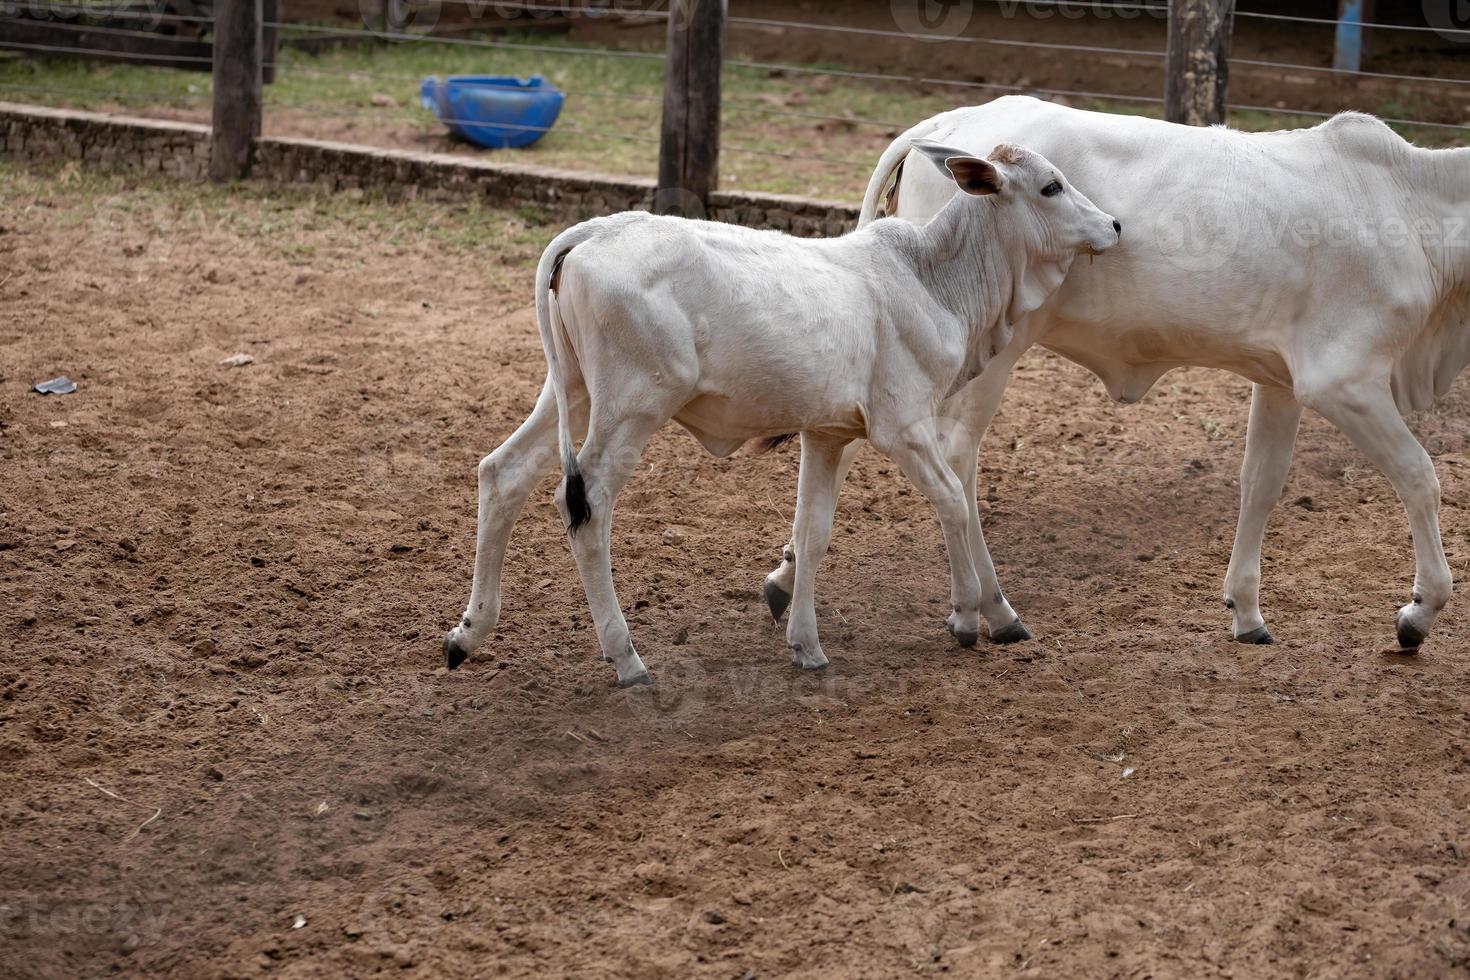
[[911, 138, 1120, 259], [910, 138, 1120, 331]]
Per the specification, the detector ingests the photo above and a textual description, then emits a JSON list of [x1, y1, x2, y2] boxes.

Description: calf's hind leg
[[764, 440, 861, 621], [444, 378, 567, 669], [560, 411, 665, 686]]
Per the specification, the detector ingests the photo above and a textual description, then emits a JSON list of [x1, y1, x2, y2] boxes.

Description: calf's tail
[[534, 224, 596, 534]]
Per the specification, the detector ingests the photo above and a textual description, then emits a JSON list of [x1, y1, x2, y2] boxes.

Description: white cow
[[444, 140, 1120, 684], [765, 95, 1469, 650]]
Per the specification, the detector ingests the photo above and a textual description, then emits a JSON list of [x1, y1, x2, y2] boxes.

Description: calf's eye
[[1041, 181, 1064, 198]]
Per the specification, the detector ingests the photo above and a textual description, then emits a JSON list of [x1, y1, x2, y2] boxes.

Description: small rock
[[191, 638, 217, 657], [54, 539, 77, 551], [219, 353, 255, 368], [370, 93, 397, 107], [204, 766, 224, 782], [701, 908, 726, 925], [1293, 495, 1315, 510], [672, 625, 690, 645]]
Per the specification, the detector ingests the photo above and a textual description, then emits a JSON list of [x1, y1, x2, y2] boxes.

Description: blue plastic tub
[[419, 75, 565, 149]]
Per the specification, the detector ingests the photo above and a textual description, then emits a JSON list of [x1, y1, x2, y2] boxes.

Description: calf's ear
[[910, 138, 1004, 197]]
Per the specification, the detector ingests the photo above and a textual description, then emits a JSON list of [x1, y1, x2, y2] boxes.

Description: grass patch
[[0, 157, 558, 259]]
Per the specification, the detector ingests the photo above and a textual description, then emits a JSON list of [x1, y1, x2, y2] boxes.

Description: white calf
[[444, 140, 1120, 684]]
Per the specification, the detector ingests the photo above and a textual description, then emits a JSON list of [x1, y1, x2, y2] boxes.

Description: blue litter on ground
[[419, 75, 565, 150], [33, 376, 77, 395]]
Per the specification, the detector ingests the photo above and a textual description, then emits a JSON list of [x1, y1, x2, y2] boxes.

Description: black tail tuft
[[564, 460, 592, 535]]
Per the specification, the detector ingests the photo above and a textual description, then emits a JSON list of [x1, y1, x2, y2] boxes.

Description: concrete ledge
[[0, 101, 859, 236]]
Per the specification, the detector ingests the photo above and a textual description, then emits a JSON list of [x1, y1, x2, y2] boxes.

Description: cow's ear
[[910, 139, 1005, 196]]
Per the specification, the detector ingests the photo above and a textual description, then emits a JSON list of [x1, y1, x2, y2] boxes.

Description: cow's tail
[[858, 113, 950, 226], [535, 223, 598, 534]]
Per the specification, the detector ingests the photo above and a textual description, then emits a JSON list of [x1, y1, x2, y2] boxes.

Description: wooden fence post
[[1165, 0, 1235, 127], [210, 0, 264, 181], [656, 0, 726, 216]]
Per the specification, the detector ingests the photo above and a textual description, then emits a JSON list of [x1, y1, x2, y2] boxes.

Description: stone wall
[[0, 102, 859, 236]]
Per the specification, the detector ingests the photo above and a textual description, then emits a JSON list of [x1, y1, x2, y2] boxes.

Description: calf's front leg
[[874, 423, 986, 647], [785, 434, 851, 670]]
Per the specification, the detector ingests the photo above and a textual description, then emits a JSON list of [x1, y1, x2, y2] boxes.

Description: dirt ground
[[4, 162, 1470, 980]]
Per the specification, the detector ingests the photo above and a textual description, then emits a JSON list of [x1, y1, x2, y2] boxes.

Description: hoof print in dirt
[[1236, 627, 1275, 646], [990, 620, 1032, 645], [443, 635, 469, 670]]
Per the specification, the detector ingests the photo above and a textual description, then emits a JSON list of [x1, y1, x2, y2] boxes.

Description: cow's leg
[[559, 412, 663, 686], [874, 423, 986, 648], [784, 434, 851, 670], [1222, 383, 1303, 644], [444, 378, 566, 670], [764, 440, 861, 621], [1299, 375, 1452, 648]]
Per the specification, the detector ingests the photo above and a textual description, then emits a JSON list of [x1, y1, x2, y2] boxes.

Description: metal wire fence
[[1, 0, 1467, 198]]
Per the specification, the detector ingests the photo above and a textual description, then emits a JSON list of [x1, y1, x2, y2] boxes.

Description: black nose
[[1113, 219, 1123, 236]]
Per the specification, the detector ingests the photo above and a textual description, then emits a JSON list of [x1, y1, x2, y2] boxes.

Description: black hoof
[[948, 622, 980, 648], [620, 670, 653, 688], [443, 634, 469, 670], [1396, 618, 1426, 650], [1236, 626, 1275, 645], [990, 620, 1032, 645], [763, 578, 793, 623]]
